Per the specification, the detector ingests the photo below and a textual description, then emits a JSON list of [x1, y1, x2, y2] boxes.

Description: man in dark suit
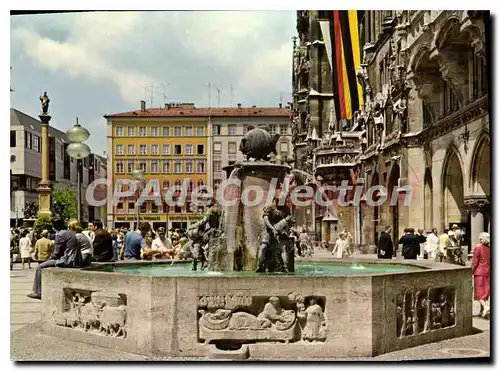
[[377, 226, 394, 259], [91, 220, 114, 262], [398, 228, 422, 259]]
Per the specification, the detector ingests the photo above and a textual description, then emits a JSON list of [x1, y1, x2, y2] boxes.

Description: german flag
[[327, 10, 364, 122]]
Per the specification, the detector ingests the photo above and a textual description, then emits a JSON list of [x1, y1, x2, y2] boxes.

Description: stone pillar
[[464, 195, 489, 249], [37, 114, 52, 217]]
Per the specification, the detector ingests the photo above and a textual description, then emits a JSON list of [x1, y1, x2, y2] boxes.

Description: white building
[[10, 108, 105, 226]]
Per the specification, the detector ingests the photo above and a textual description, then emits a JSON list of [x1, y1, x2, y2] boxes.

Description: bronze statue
[[40, 92, 50, 115], [239, 126, 280, 161], [256, 196, 295, 273], [187, 201, 222, 271]]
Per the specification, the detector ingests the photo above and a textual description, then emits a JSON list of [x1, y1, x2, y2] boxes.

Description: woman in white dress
[[332, 233, 348, 258], [19, 230, 33, 269], [425, 228, 440, 260]]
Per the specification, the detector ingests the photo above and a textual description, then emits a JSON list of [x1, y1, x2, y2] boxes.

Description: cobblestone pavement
[[10, 256, 490, 361]]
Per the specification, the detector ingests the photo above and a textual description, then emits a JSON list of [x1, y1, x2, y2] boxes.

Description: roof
[[10, 108, 67, 140], [104, 106, 291, 119]]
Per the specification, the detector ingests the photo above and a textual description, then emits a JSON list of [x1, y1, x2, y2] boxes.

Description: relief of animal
[[98, 305, 127, 337], [239, 126, 280, 161]]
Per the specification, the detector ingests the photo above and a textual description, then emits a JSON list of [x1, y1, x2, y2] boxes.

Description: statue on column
[[40, 92, 50, 115]]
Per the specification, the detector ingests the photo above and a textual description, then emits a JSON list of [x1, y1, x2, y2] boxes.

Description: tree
[[24, 201, 38, 219], [33, 215, 53, 237], [51, 187, 77, 222]]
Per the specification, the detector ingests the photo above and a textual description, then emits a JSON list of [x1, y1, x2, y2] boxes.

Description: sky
[[10, 11, 296, 155]]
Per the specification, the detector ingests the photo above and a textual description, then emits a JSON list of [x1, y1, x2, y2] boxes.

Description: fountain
[[39, 126, 473, 360]]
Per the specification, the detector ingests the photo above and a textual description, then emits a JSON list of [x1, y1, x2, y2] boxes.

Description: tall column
[[37, 114, 52, 217], [464, 196, 489, 251]]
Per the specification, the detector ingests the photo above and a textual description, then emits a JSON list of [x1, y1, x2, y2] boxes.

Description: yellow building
[[105, 102, 209, 230]]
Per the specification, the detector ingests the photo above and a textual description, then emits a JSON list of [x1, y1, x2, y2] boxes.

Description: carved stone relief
[[53, 288, 128, 338], [197, 291, 327, 344], [396, 286, 455, 339]]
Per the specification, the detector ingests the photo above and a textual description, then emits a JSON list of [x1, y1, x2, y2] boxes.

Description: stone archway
[[465, 133, 491, 245], [442, 146, 465, 228], [470, 134, 491, 196], [424, 169, 433, 231]]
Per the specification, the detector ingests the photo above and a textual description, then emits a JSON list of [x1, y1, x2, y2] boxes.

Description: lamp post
[[132, 168, 145, 230], [66, 118, 91, 223]]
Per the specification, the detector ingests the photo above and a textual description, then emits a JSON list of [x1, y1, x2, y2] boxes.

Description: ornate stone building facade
[[292, 10, 490, 252]]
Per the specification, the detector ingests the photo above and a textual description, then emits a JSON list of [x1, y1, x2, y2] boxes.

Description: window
[[115, 161, 124, 173], [33, 135, 40, 152], [214, 142, 222, 154], [196, 160, 205, 173], [151, 203, 159, 213], [115, 144, 124, 155], [151, 160, 159, 173], [141, 203, 147, 214], [280, 142, 289, 154], [128, 201, 135, 211], [228, 142, 237, 154], [162, 126, 170, 136], [151, 126, 159, 136], [25, 131, 32, 149], [174, 160, 182, 173], [127, 161, 135, 173], [185, 126, 193, 136], [127, 144, 135, 155], [60, 144, 64, 160], [186, 144, 193, 155], [280, 125, 288, 135], [269, 125, 276, 135], [162, 144, 170, 155], [151, 144, 159, 155], [228, 125, 236, 135], [10, 131, 16, 147], [117, 202, 124, 211], [128, 126, 135, 136], [213, 125, 221, 135], [174, 206, 182, 214], [186, 160, 194, 173], [139, 160, 147, 172], [197, 126, 204, 136], [162, 160, 170, 173], [139, 144, 147, 155], [197, 144, 204, 155], [175, 145, 182, 155], [115, 126, 123, 136], [214, 161, 222, 172], [139, 126, 147, 136], [174, 126, 182, 136]]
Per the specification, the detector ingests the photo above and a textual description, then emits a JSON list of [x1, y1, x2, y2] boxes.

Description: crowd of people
[[12, 219, 191, 300], [376, 224, 467, 264]]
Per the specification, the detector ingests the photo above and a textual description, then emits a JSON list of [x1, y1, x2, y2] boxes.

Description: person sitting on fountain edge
[[123, 222, 150, 260]]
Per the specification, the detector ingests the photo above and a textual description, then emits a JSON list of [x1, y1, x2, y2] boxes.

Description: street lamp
[[66, 118, 91, 223]]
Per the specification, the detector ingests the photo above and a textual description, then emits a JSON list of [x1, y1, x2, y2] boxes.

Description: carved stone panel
[[53, 288, 128, 338], [197, 291, 327, 344], [396, 286, 455, 339]]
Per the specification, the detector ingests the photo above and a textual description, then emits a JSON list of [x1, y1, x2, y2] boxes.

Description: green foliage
[[34, 215, 53, 237], [51, 187, 77, 222], [24, 201, 38, 219]]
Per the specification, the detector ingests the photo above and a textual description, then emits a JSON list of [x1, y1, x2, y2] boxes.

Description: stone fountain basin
[[40, 258, 472, 360]]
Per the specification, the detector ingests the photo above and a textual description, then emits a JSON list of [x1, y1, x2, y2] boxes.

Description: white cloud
[[11, 10, 295, 119]]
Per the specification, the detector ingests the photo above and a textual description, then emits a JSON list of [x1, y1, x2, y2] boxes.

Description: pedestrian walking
[[377, 226, 394, 259], [425, 228, 440, 261], [19, 230, 33, 269], [472, 232, 490, 318], [398, 228, 421, 260]]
